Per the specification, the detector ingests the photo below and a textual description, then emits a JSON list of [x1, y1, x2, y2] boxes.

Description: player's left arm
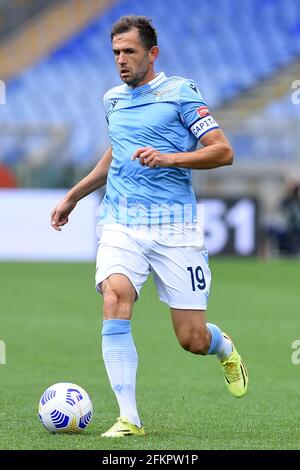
[[132, 128, 233, 169], [133, 79, 233, 169]]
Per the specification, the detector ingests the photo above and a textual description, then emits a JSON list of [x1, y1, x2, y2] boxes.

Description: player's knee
[[102, 287, 130, 318], [103, 288, 118, 315], [178, 330, 210, 355]]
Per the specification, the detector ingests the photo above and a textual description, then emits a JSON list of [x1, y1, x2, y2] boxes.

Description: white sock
[[207, 323, 233, 360], [216, 335, 233, 361]]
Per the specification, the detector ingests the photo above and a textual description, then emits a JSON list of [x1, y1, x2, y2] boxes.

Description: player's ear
[[149, 46, 159, 63]]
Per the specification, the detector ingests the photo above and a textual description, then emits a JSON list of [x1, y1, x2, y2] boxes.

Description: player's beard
[[120, 57, 150, 88]]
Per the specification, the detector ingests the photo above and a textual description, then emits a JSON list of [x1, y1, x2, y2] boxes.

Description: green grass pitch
[[0, 259, 299, 450]]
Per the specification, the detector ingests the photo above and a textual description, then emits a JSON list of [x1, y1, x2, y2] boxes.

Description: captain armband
[[190, 115, 220, 139]]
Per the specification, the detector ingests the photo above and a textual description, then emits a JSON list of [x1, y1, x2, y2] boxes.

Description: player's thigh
[[95, 227, 150, 300], [150, 245, 211, 310]]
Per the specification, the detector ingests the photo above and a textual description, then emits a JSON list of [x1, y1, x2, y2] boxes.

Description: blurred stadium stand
[[0, 0, 116, 80], [0, 0, 300, 227], [0, 0, 53, 39]]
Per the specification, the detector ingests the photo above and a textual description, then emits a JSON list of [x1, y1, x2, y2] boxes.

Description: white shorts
[[95, 224, 211, 310]]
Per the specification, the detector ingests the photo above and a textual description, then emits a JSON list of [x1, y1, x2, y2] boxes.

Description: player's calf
[[177, 329, 211, 355]]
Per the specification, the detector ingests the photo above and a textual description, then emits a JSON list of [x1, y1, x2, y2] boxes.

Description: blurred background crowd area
[[0, 0, 300, 257]]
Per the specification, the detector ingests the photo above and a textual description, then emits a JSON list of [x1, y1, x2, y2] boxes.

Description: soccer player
[[51, 15, 248, 438]]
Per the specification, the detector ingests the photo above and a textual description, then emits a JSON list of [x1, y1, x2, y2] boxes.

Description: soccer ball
[[38, 382, 93, 433]]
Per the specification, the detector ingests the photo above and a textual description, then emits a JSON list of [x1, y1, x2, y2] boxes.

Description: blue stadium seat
[[0, 0, 299, 165]]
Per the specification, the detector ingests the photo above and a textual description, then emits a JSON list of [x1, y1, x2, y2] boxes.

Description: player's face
[[112, 28, 158, 88]]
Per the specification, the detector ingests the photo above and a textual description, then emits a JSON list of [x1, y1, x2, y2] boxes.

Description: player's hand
[[132, 147, 173, 168], [51, 198, 77, 231]]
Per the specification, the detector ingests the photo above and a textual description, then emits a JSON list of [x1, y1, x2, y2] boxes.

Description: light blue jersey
[[99, 72, 219, 225]]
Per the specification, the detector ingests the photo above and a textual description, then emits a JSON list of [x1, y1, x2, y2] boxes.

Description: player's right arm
[[51, 146, 112, 231]]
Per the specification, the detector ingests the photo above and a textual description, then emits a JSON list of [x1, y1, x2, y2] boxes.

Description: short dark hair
[[111, 15, 157, 50]]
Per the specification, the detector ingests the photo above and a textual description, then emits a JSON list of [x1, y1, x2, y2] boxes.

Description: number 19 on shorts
[[187, 266, 206, 291]]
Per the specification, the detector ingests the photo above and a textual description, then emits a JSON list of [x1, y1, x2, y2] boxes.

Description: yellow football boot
[[101, 417, 145, 437], [220, 333, 248, 398]]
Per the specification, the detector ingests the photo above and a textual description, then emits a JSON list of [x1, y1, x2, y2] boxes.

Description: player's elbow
[[221, 144, 234, 166], [219, 143, 233, 166]]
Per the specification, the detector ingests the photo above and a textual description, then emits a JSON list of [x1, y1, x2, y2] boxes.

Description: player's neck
[[131, 69, 157, 88]]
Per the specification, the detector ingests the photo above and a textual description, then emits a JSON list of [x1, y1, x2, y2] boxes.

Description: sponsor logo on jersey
[[196, 106, 209, 118]]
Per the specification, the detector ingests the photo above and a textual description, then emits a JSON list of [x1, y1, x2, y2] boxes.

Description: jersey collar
[[126, 72, 166, 95]]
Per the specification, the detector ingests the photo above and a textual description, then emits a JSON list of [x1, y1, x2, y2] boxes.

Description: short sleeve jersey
[[99, 72, 219, 225]]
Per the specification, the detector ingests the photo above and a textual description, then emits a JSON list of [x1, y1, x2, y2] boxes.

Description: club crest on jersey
[[196, 106, 209, 118], [152, 86, 174, 97]]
